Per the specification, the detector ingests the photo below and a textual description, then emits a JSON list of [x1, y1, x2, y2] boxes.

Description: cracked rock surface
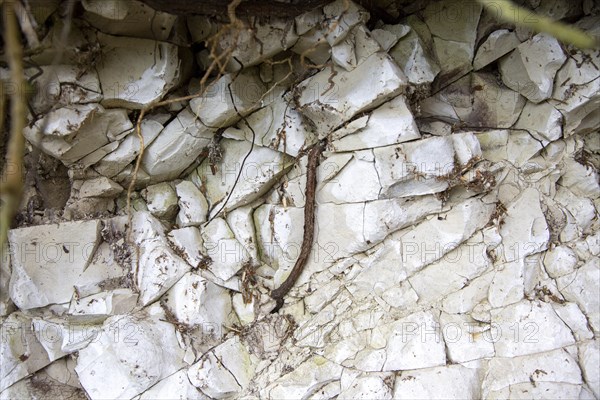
[[1, 0, 599, 399]]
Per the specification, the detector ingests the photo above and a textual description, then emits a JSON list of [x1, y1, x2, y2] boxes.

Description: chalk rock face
[[141, 108, 215, 183], [96, 33, 183, 108], [75, 305, 186, 400], [296, 52, 408, 136], [8, 220, 101, 309], [3, 1, 599, 398], [499, 34, 567, 103], [23, 104, 133, 166]]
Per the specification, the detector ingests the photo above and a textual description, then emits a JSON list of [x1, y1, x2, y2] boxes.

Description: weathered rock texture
[[1, 0, 599, 398]]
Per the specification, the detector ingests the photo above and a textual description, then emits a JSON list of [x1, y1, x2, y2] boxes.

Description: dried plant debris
[[1, 0, 599, 398]]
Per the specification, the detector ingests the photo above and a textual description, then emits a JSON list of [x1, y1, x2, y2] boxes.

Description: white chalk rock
[[69, 288, 137, 315], [515, 101, 563, 142], [27, 64, 101, 114], [482, 348, 582, 398], [78, 176, 123, 198], [162, 272, 234, 330], [217, 19, 298, 71], [543, 245, 578, 278], [579, 340, 600, 399], [187, 353, 239, 399], [8, 219, 101, 309], [198, 139, 293, 216], [75, 306, 186, 399], [388, 19, 440, 86], [131, 212, 191, 305], [491, 300, 575, 357], [317, 151, 381, 204], [73, 241, 130, 298], [144, 182, 179, 219], [296, 52, 408, 136], [499, 33, 566, 103], [339, 373, 393, 399], [323, 0, 369, 46], [330, 95, 421, 152], [167, 226, 206, 269], [175, 180, 208, 227], [141, 108, 214, 182], [424, 0, 482, 89], [84, 0, 176, 41], [392, 364, 480, 399], [23, 104, 133, 165], [559, 152, 600, 199], [473, 29, 521, 70], [96, 33, 181, 108], [326, 311, 446, 371], [190, 69, 266, 129], [264, 356, 344, 399], [499, 187, 549, 262], [0, 313, 53, 392], [236, 94, 317, 157], [420, 73, 525, 129], [139, 369, 208, 399], [373, 133, 482, 198], [95, 119, 163, 178], [550, 47, 600, 136], [557, 259, 600, 333], [202, 218, 250, 281]]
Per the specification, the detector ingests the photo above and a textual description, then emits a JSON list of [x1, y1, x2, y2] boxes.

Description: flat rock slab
[[8, 220, 101, 310]]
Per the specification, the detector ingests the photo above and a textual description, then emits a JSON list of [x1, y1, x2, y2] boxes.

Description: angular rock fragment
[[139, 369, 207, 399], [233, 94, 317, 157], [420, 73, 525, 129], [75, 305, 185, 399], [578, 340, 600, 399], [69, 288, 137, 315], [473, 29, 520, 70], [339, 373, 393, 399], [423, 0, 482, 90], [491, 300, 575, 357], [8, 220, 101, 309], [329, 95, 420, 152], [94, 119, 163, 178], [162, 272, 235, 330], [201, 218, 250, 281], [388, 17, 440, 87], [216, 19, 298, 71], [392, 364, 480, 399], [264, 356, 343, 399], [78, 177, 123, 198], [144, 182, 178, 219], [23, 104, 133, 165], [557, 259, 600, 333], [83, 0, 177, 41], [296, 52, 407, 136], [322, 0, 370, 46], [550, 45, 600, 136], [141, 108, 214, 182], [96, 33, 183, 108], [197, 139, 293, 216], [373, 132, 482, 198], [27, 65, 102, 114], [190, 69, 266, 129], [499, 34, 566, 103], [131, 212, 191, 305], [175, 180, 208, 227], [515, 101, 563, 142], [0, 313, 53, 392], [482, 348, 582, 398]]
